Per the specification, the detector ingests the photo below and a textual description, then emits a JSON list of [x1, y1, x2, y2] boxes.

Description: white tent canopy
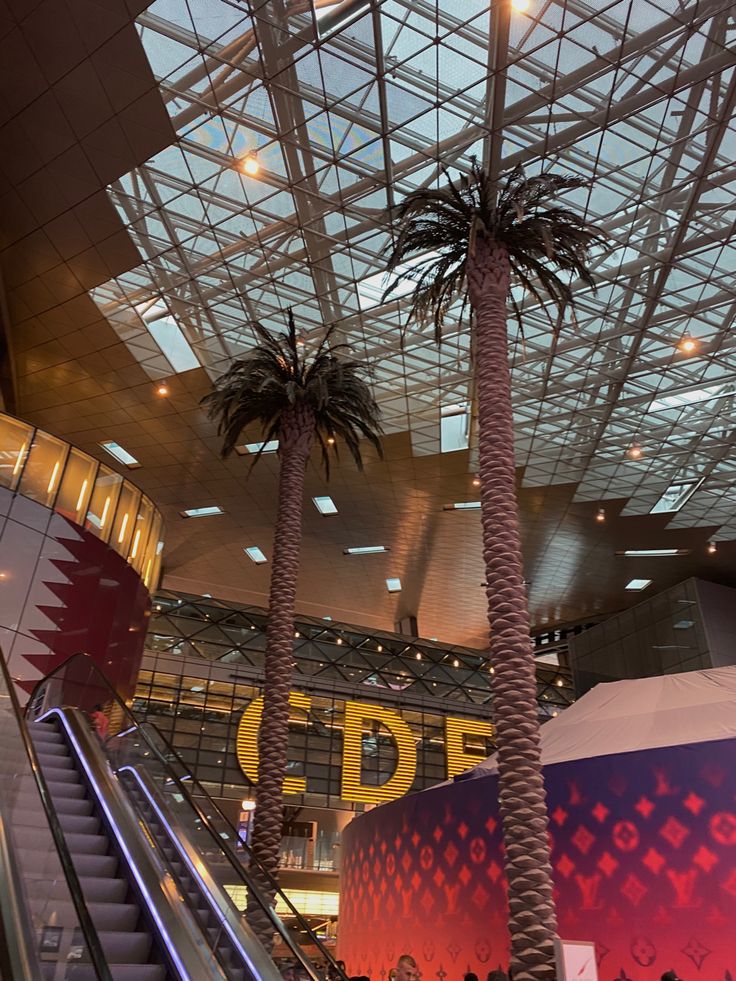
[[453, 666, 736, 783]]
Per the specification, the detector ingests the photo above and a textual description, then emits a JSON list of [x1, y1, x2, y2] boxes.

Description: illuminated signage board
[[236, 691, 493, 805]]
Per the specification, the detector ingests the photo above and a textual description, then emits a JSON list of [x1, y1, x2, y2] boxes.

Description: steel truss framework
[[91, 0, 736, 536], [147, 589, 575, 716]]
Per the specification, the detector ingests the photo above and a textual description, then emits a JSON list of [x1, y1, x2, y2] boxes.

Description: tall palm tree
[[202, 312, 382, 944], [384, 160, 603, 981]]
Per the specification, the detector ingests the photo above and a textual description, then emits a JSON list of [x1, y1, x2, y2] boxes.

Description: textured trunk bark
[[246, 403, 314, 950], [467, 238, 558, 981]]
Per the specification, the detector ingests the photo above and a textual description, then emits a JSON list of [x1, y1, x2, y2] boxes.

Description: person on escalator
[[90, 704, 109, 741]]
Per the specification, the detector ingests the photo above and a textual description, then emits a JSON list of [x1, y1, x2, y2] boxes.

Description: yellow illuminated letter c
[[236, 691, 311, 795]]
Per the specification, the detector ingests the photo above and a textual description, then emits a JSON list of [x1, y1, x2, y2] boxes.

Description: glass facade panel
[[110, 481, 141, 558], [18, 431, 69, 507], [128, 495, 154, 573], [55, 448, 98, 524], [85, 464, 123, 544], [1, 411, 165, 591], [0, 415, 34, 491]]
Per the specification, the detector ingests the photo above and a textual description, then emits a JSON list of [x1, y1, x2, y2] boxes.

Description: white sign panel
[[554, 939, 599, 981]]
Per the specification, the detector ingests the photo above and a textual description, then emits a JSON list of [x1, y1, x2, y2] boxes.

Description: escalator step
[[43, 965, 166, 980], [63, 832, 109, 856], [71, 852, 119, 877], [98, 930, 153, 964], [59, 813, 101, 835], [46, 779, 86, 800], [34, 740, 69, 758], [31, 728, 64, 745], [87, 902, 140, 932], [42, 765, 83, 785], [80, 876, 129, 904], [47, 793, 93, 815]]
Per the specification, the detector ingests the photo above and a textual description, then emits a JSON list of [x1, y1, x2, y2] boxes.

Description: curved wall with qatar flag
[[338, 670, 736, 981], [0, 411, 164, 700]]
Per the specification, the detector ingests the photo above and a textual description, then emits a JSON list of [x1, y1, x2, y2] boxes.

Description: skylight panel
[[356, 251, 439, 311], [235, 441, 279, 456], [648, 383, 735, 413], [626, 579, 652, 591], [386, 578, 402, 593], [649, 478, 703, 514], [314, 0, 370, 38], [313, 495, 338, 515], [244, 546, 268, 564], [344, 546, 389, 555], [99, 441, 140, 469], [440, 403, 469, 453], [181, 506, 224, 518], [147, 315, 199, 373]]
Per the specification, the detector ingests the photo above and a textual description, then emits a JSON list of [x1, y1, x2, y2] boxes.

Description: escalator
[[28, 717, 170, 980], [0, 650, 347, 981]]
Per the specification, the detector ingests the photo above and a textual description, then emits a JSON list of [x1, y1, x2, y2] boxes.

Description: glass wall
[[0, 411, 163, 591]]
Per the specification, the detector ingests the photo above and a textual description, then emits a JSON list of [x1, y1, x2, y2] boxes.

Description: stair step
[[80, 877, 129, 904], [71, 853, 118, 878]]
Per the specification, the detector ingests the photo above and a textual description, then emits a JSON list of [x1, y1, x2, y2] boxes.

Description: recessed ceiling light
[[244, 546, 267, 564], [618, 549, 689, 557], [344, 546, 389, 555], [313, 495, 338, 515], [235, 440, 279, 456], [625, 578, 652, 591], [181, 506, 224, 518], [386, 577, 402, 593], [99, 441, 140, 469], [444, 501, 481, 510]]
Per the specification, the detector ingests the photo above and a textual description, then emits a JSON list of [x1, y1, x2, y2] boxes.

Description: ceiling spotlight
[[296, 332, 307, 347], [327, 436, 335, 445], [511, 0, 531, 10], [626, 442, 643, 460], [677, 333, 697, 355], [595, 507, 606, 523], [707, 541, 717, 554], [242, 152, 260, 176], [472, 476, 481, 487], [156, 383, 169, 397]]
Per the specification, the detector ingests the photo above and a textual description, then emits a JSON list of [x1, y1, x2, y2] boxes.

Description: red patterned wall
[[339, 740, 736, 981], [0, 486, 150, 700]]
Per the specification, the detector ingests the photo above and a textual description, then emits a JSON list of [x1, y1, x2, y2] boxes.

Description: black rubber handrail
[[1, 650, 112, 981], [27, 653, 348, 981]]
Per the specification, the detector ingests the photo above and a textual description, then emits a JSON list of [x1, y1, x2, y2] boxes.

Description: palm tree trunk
[[247, 404, 314, 949], [467, 238, 557, 981]]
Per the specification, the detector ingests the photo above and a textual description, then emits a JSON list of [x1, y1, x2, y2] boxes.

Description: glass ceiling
[[91, 0, 736, 538]]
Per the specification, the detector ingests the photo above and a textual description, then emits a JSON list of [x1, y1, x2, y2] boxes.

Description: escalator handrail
[[26, 654, 347, 979], [0, 651, 112, 981]]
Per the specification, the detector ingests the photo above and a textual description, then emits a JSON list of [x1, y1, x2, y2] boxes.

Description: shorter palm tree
[[202, 311, 382, 946]]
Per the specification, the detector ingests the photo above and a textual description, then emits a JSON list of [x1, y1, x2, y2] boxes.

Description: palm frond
[[201, 310, 383, 476], [383, 156, 607, 339]]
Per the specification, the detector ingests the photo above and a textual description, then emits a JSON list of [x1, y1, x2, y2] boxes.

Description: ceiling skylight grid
[[88, 0, 736, 533]]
